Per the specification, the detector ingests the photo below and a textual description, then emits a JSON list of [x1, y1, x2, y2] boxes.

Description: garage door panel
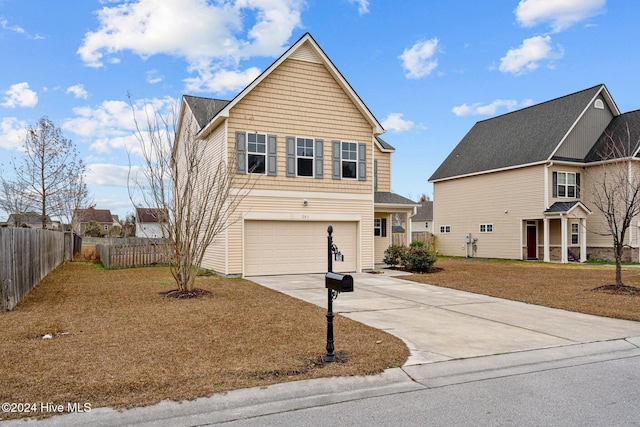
[[244, 221, 357, 276]]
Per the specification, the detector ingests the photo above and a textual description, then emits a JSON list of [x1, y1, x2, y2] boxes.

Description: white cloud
[[63, 96, 178, 157], [77, 0, 304, 93], [499, 35, 563, 75], [452, 99, 534, 117], [146, 69, 164, 84], [515, 0, 605, 32], [0, 117, 27, 149], [399, 38, 439, 79], [349, 0, 370, 15], [66, 84, 89, 99], [1, 82, 38, 108], [86, 163, 143, 187], [382, 113, 414, 132], [0, 17, 25, 34], [184, 66, 261, 94]]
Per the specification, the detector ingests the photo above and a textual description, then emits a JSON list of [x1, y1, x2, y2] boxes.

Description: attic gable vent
[[594, 99, 604, 109], [290, 42, 322, 64]]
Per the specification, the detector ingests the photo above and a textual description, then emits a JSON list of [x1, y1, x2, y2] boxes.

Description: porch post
[[580, 218, 587, 262], [561, 215, 568, 264], [543, 217, 550, 262]]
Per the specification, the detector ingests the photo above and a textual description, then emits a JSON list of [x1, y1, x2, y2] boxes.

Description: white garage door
[[244, 221, 357, 276]]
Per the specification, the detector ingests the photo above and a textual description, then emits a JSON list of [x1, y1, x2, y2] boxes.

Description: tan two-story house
[[176, 33, 416, 276], [430, 84, 640, 263]]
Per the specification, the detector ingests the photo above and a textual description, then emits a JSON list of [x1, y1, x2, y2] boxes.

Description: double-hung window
[[571, 223, 579, 245], [296, 137, 314, 177], [247, 133, 266, 174], [341, 142, 358, 179], [553, 171, 580, 198], [374, 218, 387, 237], [440, 225, 451, 233]]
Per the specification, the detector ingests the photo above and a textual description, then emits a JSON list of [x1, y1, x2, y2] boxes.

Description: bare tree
[[587, 123, 640, 287], [0, 179, 35, 224], [128, 96, 251, 294], [1, 117, 88, 229]]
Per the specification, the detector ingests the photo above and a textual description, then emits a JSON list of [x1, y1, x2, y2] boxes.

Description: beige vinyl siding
[[373, 213, 391, 263], [225, 191, 373, 276], [199, 121, 229, 273], [227, 57, 373, 194], [433, 165, 545, 259], [374, 146, 391, 192], [581, 161, 640, 250], [554, 94, 614, 160]]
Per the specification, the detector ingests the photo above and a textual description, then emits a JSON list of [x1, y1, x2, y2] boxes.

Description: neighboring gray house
[[411, 200, 433, 233], [430, 84, 640, 263], [6, 212, 59, 229]]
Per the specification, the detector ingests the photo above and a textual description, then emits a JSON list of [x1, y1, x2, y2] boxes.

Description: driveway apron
[[248, 270, 640, 366]]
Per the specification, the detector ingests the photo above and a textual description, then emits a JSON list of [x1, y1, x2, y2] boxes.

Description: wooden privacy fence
[[0, 228, 77, 311], [96, 239, 170, 269], [411, 231, 436, 250]]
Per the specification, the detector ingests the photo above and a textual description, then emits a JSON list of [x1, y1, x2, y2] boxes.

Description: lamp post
[[326, 225, 336, 362]]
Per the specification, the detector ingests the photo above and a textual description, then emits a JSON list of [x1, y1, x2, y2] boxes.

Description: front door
[[526, 223, 537, 259]]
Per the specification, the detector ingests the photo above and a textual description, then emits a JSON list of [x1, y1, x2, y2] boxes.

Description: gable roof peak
[[430, 84, 617, 182], [197, 32, 384, 137]]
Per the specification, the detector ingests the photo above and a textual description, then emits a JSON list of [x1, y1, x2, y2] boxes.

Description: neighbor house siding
[[433, 165, 545, 259], [554, 94, 614, 160], [581, 161, 640, 251], [227, 57, 373, 194], [223, 191, 373, 275]]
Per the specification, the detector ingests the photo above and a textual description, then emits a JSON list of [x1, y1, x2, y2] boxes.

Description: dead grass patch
[[404, 257, 640, 321], [0, 262, 408, 420]]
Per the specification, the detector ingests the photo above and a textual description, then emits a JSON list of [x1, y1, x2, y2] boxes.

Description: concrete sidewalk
[[9, 269, 640, 426], [249, 270, 640, 365]]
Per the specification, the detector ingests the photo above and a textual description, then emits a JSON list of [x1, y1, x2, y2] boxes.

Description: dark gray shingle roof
[[183, 95, 230, 130], [374, 192, 417, 205], [584, 110, 640, 162], [430, 85, 605, 181], [375, 136, 395, 151], [412, 201, 433, 221]]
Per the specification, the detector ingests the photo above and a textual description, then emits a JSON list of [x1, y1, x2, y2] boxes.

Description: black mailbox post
[[325, 225, 353, 362], [325, 272, 354, 293]]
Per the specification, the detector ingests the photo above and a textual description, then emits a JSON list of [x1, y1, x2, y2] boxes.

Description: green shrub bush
[[383, 244, 406, 267], [403, 245, 437, 273]]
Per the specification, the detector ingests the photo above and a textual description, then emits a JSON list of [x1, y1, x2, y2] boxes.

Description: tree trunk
[[615, 244, 623, 286]]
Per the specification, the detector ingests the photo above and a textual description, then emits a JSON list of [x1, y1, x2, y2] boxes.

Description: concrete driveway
[[248, 269, 640, 366]]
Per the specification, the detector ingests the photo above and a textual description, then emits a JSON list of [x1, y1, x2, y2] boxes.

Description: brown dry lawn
[[0, 261, 408, 420], [404, 257, 640, 322]]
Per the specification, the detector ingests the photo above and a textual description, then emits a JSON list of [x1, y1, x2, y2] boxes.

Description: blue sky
[[1, 0, 639, 220]]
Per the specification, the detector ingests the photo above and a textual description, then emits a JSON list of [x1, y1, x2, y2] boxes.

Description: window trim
[[247, 132, 267, 175], [553, 171, 580, 198], [295, 136, 314, 178], [341, 141, 358, 180], [374, 218, 387, 237], [571, 222, 579, 245], [479, 223, 493, 233], [440, 225, 451, 234]]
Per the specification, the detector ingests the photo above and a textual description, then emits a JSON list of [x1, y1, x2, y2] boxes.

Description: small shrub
[[383, 244, 406, 268], [403, 246, 437, 273], [409, 240, 426, 249]]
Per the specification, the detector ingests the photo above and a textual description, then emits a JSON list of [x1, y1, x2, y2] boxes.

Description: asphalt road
[[220, 354, 640, 427]]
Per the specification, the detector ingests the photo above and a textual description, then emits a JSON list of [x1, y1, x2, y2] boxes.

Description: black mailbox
[[325, 272, 354, 293]]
